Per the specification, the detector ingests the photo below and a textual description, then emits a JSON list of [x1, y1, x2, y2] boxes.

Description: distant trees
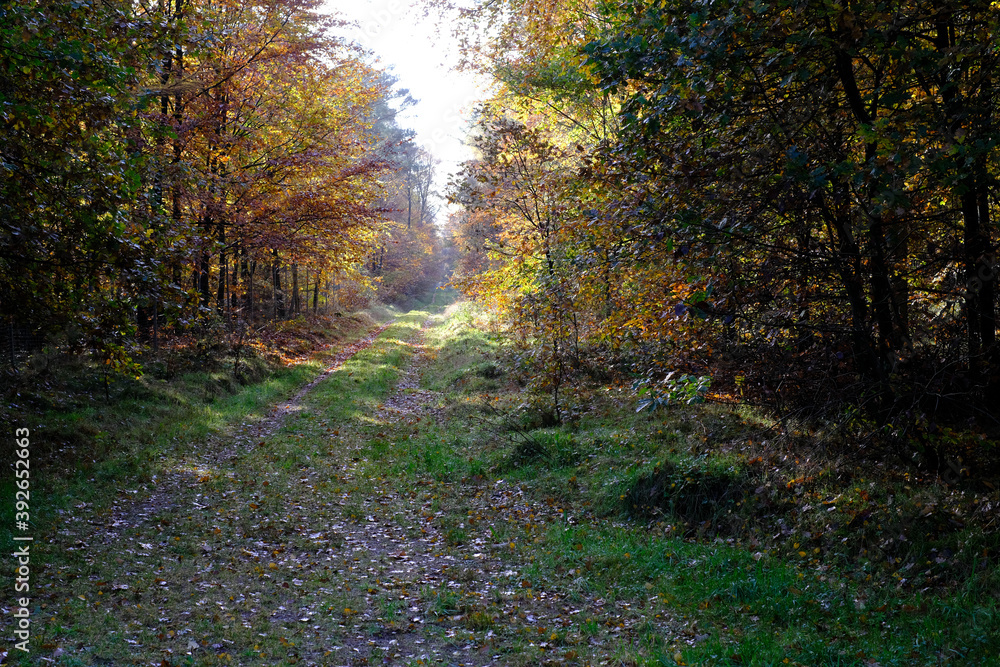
[[366, 87, 446, 304], [1, 0, 439, 363]]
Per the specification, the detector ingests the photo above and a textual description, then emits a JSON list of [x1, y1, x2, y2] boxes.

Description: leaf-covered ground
[[8, 304, 999, 666], [18, 308, 679, 666]]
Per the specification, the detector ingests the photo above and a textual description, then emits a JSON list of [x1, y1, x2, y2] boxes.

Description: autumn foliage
[[1, 0, 440, 367], [444, 0, 1000, 443]]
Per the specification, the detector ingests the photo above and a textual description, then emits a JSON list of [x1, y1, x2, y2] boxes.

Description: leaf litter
[[27, 313, 683, 666]]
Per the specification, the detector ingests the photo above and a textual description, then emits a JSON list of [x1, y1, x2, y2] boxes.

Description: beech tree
[[1, 0, 433, 366], [583, 0, 1000, 410], [439, 0, 1000, 427], [1, 0, 154, 347]]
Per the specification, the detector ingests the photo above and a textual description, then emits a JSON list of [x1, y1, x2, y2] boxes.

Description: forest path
[[81, 320, 398, 553], [31, 307, 680, 666]]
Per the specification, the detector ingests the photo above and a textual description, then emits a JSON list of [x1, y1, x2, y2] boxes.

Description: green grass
[[0, 311, 389, 553], [3, 299, 998, 666], [0, 309, 435, 666], [364, 303, 1000, 666]]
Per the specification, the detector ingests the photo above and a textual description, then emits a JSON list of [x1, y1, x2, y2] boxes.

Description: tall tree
[[1, 0, 154, 352]]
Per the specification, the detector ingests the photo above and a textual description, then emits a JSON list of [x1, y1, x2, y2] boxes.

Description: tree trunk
[[216, 231, 227, 321], [313, 272, 320, 313], [248, 260, 256, 323], [824, 185, 885, 385], [962, 180, 996, 386], [198, 243, 211, 311], [272, 251, 284, 319], [867, 212, 905, 354], [231, 245, 239, 316], [169, 0, 185, 303]]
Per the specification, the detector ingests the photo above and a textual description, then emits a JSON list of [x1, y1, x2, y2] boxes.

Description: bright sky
[[322, 0, 488, 217]]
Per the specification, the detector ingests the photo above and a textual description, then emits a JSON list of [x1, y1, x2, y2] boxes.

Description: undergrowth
[[0, 308, 393, 549], [391, 302, 1000, 666], [2, 299, 997, 666]]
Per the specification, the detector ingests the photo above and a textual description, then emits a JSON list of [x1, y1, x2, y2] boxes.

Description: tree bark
[[216, 227, 227, 321], [313, 272, 320, 313], [272, 251, 284, 319]]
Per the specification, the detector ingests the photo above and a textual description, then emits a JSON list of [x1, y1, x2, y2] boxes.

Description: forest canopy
[[442, 0, 1000, 437], [1, 0, 442, 366], [4, 0, 1000, 439]]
